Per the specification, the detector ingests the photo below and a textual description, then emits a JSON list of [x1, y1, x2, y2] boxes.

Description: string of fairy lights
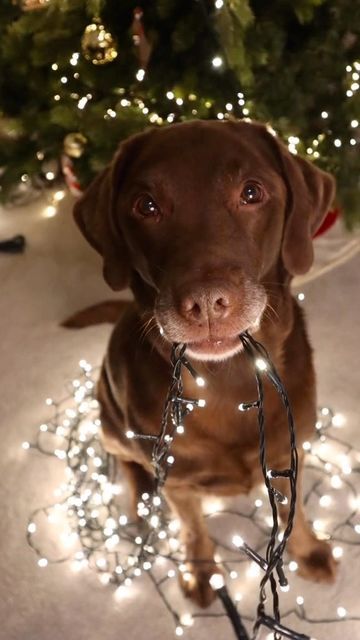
[[23, 340, 360, 639]]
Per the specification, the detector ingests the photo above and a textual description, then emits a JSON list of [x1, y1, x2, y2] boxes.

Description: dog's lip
[[186, 335, 241, 354]]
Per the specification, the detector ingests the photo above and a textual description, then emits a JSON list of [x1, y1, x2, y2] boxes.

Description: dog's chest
[[164, 375, 287, 494]]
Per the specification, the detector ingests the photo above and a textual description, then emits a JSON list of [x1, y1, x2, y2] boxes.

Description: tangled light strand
[[24, 350, 360, 639]]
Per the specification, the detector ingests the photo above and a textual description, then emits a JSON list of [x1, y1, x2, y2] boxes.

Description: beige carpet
[[0, 193, 359, 640]]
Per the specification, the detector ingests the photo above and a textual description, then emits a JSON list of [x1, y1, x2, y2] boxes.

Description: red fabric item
[[313, 208, 340, 238]]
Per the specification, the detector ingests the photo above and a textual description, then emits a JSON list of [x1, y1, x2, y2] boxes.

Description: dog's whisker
[[139, 315, 158, 343], [266, 302, 280, 321]]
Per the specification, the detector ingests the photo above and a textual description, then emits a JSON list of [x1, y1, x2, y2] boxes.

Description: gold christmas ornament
[[63, 133, 87, 158], [81, 20, 118, 65]]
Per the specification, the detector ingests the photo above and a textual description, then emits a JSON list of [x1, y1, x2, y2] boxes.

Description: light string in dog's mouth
[[118, 331, 304, 640]]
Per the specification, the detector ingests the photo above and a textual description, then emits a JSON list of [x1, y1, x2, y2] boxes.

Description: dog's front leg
[[275, 453, 337, 582], [165, 486, 219, 607]]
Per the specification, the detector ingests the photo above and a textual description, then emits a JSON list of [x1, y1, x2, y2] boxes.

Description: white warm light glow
[[209, 573, 225, 590], [38, 558, 48, 567], [331, 474, 342, 489], [180, 613, 194, 627], [319, 494, 332, 508], [332, 546, 343, 559], [255, 358, 267, 371], [212, 56, 223, 68], [136, 68, 145, 81], [232, 534, 244, 548], [247, 562, 260, 578], [195, 376, 205, 387], [44, 205, 57, 218], [332, 413, 345, 427]]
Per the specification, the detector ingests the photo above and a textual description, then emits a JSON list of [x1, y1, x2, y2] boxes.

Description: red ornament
[[131, 7, 152, 69], [313, 208, 340, 238], [61, 155, 83, 197]]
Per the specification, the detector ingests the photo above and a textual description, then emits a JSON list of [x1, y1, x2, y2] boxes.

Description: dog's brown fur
[[72, 120, 337, 607]]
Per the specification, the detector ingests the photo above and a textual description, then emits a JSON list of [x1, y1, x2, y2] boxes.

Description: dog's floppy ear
[[269, 134, 336, 275], [73, 133, 147, 290]]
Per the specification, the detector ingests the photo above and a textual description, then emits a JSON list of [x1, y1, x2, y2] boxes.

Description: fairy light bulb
[[136, 68, 145, 81], [297, 596, 304, 606], [313, 519, 324, 532], [331, 474, 342, 489], [175, 626, 184, 636], [196, 376, 205, 387], [180, 613, 193, 627], [212, 56, 223, 68], [126, 430, 135, 439], [332, 413, 345, 427], [209, 573, 225, 590], [150, 514, 160, 528], [232, 534, 244, 548], [255, 358, 267, 371], [337, 607, 347, 618], [319, 494, 331, 508], [332, 546, 343, 559], [38, 558, 48, 567]]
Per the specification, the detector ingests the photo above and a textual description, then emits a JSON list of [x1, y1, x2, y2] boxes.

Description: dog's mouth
[[185, 335, 243, 362]]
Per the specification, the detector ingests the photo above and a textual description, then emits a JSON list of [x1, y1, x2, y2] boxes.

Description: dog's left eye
[[133, 194, 160, 218], [240, 181, 264, 205]]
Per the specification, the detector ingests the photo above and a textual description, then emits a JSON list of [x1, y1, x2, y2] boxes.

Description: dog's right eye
[[133, 194, 160, 218]]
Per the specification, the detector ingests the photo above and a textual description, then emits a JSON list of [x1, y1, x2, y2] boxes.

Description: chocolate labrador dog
[[73, 120, 336, 607]]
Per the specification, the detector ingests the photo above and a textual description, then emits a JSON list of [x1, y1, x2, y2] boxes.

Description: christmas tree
[[0, 0, 359, 226]]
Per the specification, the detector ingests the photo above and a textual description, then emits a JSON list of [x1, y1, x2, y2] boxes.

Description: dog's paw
[[178, 563, 220, 608], [294, 539, 338, 583]]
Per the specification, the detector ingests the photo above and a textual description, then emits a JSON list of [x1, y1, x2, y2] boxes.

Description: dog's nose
[[180, 288, 231, 323]]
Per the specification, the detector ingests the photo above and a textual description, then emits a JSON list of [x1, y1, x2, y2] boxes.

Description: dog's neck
[[129, 262, 295, 374]]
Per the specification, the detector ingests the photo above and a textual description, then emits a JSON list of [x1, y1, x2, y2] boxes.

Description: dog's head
[[74, 120, 335, 361]]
